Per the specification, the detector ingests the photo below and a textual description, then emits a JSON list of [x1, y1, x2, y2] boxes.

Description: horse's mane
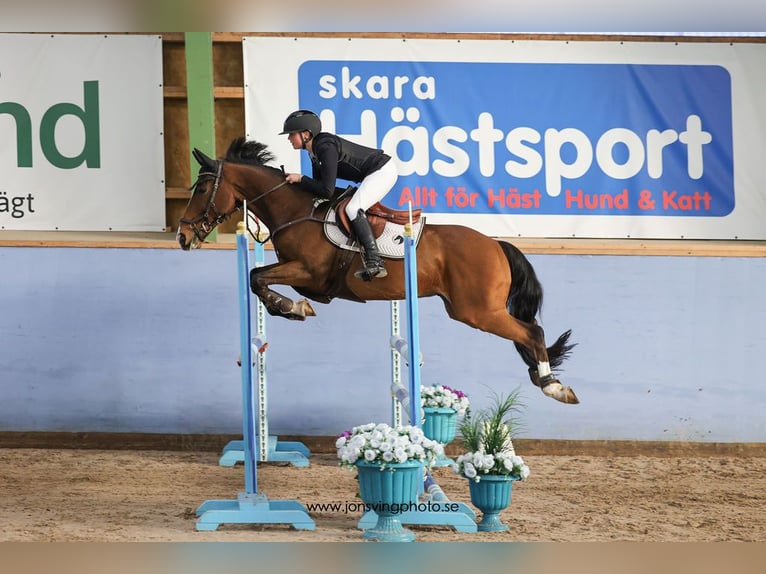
[[225, 137, 277, 168]]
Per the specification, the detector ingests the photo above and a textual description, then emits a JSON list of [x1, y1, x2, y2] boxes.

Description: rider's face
[[288, 131, 307, 149]]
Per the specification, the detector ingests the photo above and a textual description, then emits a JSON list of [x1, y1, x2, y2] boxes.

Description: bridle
[[180, 158, 320, 245], [179, 160, 231, 244]]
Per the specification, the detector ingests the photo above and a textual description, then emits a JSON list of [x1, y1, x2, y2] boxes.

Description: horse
[[177, 137, 578, 404]]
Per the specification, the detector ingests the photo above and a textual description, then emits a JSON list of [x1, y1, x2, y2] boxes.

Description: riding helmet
[[280, 110, 321, 136]]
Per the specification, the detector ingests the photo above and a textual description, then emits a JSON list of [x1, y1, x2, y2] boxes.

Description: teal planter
[[467, 474, 518, 532], [356, 460, 422, 542], [422, 407, 457, 467], [422, 407, 458, 443]]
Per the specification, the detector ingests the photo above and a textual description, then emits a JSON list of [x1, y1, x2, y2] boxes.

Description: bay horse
[[177, 137, 578, 404]]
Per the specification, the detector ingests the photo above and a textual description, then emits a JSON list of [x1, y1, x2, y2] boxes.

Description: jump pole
[[358, 208, 477, 533], [194, 221, 315, 531], [218, 213, 310, 467]]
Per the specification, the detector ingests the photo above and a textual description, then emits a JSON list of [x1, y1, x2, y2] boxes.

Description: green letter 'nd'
[[40, 80, 101, 169]]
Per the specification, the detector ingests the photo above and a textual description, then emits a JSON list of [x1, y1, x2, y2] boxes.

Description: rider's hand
[[285, 173, 303, 184]]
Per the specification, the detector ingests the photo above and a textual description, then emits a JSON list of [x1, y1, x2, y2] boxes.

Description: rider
[[280, 109, 396, 281]]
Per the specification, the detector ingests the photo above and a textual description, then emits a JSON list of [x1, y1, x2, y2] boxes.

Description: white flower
[[349, 434, 366, 449], [420, 384, 470, 416], [336, 422, 443, 471], [453, 448, 530, 480]]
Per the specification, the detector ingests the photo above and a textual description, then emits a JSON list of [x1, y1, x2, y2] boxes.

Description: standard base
[[430, 453, 456, 468], [358, 501, 477, 533], [195, 492, 315, 531], [218, 437, 311, 467]]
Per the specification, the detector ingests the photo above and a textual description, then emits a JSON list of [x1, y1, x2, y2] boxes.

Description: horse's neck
[[241, 166, 313, 230]]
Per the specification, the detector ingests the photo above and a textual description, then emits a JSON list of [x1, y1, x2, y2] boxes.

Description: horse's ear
[[192, 148, 216, 170]]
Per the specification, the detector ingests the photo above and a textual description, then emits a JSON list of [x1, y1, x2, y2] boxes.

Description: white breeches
[[345, 160, 398, 219]]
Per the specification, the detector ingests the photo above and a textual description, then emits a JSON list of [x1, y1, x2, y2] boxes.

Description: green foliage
[[457, 388, 525, 456]]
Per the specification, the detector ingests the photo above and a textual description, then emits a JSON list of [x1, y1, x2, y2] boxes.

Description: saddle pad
[[323, 207, 426, 259]]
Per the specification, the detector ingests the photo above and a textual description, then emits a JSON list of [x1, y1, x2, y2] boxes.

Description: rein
[[240, 166, 326, 245], [259, 198, 328, 244]]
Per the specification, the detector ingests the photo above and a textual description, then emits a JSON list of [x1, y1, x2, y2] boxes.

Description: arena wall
[[2, 242, 764, 443]]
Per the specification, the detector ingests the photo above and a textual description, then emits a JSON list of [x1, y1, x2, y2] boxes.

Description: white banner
[[0, 34, 165, 231], [243, 37, 766, 240]]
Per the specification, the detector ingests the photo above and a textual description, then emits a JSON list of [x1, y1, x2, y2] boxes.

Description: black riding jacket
[[299, 132, 391, 199]]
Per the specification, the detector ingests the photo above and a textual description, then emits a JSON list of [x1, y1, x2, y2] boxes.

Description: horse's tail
[[498, 241, 575, 371]]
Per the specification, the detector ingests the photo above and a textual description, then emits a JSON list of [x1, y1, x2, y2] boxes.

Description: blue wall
[[1, 245, 765, 442]]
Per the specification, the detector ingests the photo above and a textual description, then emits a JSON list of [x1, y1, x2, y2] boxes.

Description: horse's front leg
[[249, 261, 316, 321]]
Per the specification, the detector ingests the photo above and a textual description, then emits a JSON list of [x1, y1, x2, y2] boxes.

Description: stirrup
[[354, 261, 388, 281]]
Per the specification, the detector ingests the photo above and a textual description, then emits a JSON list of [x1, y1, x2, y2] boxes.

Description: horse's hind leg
[[444, 300, 578, 404], [523, 326, 579, 404], [500, 315, 578, 404]]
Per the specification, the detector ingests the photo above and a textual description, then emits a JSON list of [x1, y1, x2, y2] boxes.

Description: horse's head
[[177, 148, 242, 250]]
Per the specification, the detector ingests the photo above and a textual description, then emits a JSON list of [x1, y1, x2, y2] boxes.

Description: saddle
[[334, 193, 423, 239]]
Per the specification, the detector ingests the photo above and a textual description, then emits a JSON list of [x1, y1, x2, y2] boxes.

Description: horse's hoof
[[563, 387, 580, 404], [541, 381, 580, 404], [297, 299, 316, 317]]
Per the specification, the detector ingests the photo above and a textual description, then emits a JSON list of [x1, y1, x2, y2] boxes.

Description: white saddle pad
[[323, 207, 426, 259]]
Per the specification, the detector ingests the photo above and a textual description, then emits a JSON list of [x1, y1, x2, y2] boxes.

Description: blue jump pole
[[403, 221, 422, 429], [194, 221, 315, 532]]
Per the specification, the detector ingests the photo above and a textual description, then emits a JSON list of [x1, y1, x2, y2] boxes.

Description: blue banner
[[298, 62, 733, 217]]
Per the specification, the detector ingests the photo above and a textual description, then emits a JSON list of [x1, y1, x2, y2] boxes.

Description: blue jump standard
[[195, 225, 314, 531], [359, 225, 477, 534], [216, 234, 310, 469]]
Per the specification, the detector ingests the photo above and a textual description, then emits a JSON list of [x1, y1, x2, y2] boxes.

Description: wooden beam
[[164, 86, 244, 99], [184, 32, 218, 241]]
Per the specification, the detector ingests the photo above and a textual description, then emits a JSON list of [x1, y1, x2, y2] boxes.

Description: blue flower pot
[[422, 407, 457, 467], [467, 474, 518, 532], [356, 460, 422, 542], [422, 407, 458, 443]]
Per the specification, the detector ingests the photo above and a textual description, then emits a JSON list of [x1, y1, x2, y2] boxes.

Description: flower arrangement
[[336, 422, 444, 471], [420, 383, 470, 416], [452, 389, 531, 482]]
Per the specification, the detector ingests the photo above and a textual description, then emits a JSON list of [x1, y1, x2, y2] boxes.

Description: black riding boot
[[350, 210, 388, 281]]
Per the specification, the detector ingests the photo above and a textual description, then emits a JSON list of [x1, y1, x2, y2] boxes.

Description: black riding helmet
[[280, 110, 321, 137]]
